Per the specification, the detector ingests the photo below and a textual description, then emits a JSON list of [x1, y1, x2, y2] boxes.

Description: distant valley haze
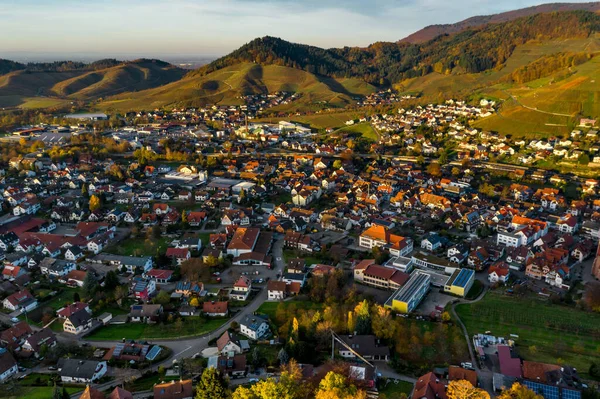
[[2, 0, 597, 62]]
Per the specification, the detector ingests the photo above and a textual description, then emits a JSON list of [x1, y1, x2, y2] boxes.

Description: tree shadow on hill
[[240, 64, 267, 95], [314, 75, 354, 97]]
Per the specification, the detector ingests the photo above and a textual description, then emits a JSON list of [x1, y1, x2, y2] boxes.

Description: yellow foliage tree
[[89, 195, 101, 212], [497, 383, 544, 399], [315, 371, 367, 399], [190, 298, 200, 307], [447, 380, 490, 399]]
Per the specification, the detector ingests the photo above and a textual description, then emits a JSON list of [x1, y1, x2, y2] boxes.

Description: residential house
[[22, 328, 57, 357], [154, 380, 193, 399], [0, 350, 18, 381], [63, 308, 93, 335], [3, 289, 37, 312], [59, 359, 107, 384], [239, 314, 270, 340], [335, 334, 390, 361], [488, 262, 511, 284], [230, 276, 252, 301], [203, 301, 229, 317], [129, 304, 163, 323], [165, 248, 191, 266]]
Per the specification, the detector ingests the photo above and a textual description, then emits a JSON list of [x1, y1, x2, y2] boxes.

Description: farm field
[[455, 291, 600, 374], [86, 317, 227, 340]]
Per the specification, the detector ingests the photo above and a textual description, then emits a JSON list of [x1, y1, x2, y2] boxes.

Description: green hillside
[[97, 63, 376, 111]]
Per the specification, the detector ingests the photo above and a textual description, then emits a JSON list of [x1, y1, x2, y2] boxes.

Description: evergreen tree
[[278, 348, 289, 365], [83, 272, 98, 294]]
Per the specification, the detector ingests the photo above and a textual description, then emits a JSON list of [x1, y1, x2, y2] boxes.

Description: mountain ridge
[[399, 2, 600, 43]]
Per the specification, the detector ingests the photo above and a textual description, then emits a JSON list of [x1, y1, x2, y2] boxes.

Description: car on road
[[249, 378, 259, 383], [11, 317, 19, 323], [48, 366, 58, 371]]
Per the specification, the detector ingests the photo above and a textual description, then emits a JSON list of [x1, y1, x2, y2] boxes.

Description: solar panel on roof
[[145, 345, 162, 361], [454, 269, 473, 288]]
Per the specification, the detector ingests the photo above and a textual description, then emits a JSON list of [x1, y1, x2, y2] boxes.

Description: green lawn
[[379, 379, 414, 398], [456, 291, 600, 374], [106, 237, 170, 257], [86, 317, 227, 340], [2, 386, 80, 399], [257, 300, 324, 320], [40, 288, 83, 311]]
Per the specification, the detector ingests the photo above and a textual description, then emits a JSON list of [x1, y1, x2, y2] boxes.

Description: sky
[[0, 0, 591, 61]]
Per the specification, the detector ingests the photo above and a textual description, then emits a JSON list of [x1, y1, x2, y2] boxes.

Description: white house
[[0, 350, 18, 381], [239, 315, 270, 340], [60, 359, 107, 383]]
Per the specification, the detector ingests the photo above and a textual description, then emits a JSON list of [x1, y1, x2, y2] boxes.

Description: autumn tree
[[232, 362, 304, 399], [181, 258, 210, 281], [315, 371, 367, 399], [427, 162, 442, 177], [497, 383, 543, 399], [371, 305, 394, 340], [89, 194, 101, 211], [195, 367, 229, 399], [447, 380, 490, 399]]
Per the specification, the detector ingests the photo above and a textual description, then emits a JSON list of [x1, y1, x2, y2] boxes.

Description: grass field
[[456, 291, 600, 373], [106, 236, 170, 257], [1, 386, 80, 399], [86, 317, 227, 340], [333, 122, 379, 142]]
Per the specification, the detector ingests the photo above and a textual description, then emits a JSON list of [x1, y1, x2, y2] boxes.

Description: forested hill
[[399, 2, 600, 44], [193, 10, 600, 86]]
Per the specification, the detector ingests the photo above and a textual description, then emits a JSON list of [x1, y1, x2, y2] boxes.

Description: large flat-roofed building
[[65, 113, 108, 121], [384, 271, 431, 313], [444, 268, 475, 297], [412, 251, 458, 275]]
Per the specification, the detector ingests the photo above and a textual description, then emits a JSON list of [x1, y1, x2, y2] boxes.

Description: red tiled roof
[[203, 301, 228, 314]]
